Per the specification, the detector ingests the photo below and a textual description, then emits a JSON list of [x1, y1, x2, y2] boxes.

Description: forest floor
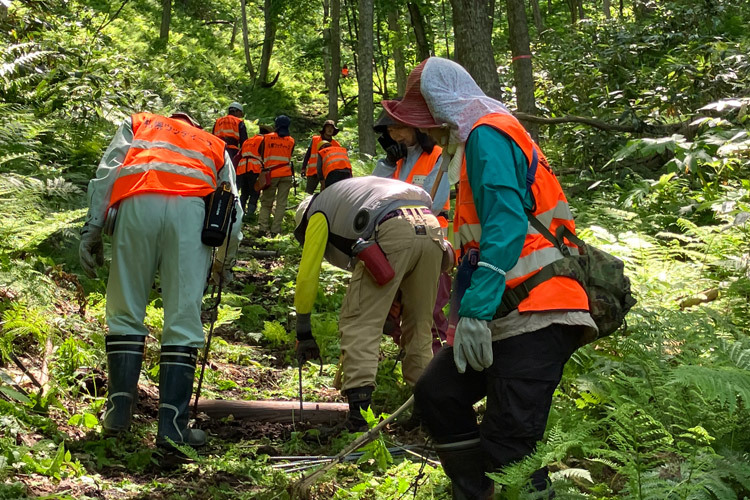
[[2, 217, 451, 500]]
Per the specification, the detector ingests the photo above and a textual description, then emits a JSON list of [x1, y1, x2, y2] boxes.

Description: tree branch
[[290, 396, 414, 498]]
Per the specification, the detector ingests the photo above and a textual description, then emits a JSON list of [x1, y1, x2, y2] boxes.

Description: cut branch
[[291, 396, 414, 498]]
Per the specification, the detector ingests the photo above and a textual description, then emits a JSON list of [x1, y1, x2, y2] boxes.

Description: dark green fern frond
[[670, 364, 750, 413]]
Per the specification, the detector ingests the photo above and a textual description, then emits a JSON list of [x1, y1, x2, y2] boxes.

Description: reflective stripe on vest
[[320, 146, 351, 178], [212, 115, 242, 149], [454, 112, 588, 314], [306, 136, 341, 176], [109, 112, 224, 208], [263, 133, 295, 178], [237, 134, 265, 175], [393, 146, 450, 214]]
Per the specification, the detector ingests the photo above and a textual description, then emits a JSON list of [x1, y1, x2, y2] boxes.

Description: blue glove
[[453, 317, 493, 373]]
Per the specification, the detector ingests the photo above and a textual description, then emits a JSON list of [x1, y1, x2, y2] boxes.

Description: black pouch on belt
[[202, 182, 236, 247]]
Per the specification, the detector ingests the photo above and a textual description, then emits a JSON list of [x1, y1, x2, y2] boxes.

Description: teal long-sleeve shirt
[[458, 125, 533, 321]]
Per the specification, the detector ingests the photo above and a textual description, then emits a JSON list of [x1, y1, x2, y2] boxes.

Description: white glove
[[453, 317, 493, 374], [79, 223, 104, 278], [209, 260, 233, 286]]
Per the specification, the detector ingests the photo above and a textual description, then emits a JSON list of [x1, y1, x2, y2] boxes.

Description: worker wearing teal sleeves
[[80, 112, 243, 456], [383, 57, 595, 498]]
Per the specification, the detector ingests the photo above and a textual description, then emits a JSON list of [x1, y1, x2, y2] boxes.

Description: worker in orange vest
[[236, 124, 272, 216], [79, 112, 243, 458], [316, 142, 352, 189], [372, 111, 452, 354], [301, 119, 340, 194], [212, 102, 248, 166], [341, 64, 350, 78], [258, 115, 296, 235], [383, 58, 595, 498]]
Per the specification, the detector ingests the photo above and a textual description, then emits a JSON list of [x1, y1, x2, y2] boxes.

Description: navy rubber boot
[[102, 335, 146, 435]]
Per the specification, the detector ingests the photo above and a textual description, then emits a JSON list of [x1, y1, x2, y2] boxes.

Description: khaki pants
[[258, 176, 292, 233], [339, 209, 445, 392]]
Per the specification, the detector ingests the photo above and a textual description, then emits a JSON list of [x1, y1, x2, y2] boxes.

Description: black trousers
[[305, 175, 319, 194], [324, 169, 352, 189], [414, 323, 581, 490], [238, 172, 260, 215]]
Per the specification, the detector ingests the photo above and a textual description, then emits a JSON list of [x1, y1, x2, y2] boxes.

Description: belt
[[378, 207, 432, 226]]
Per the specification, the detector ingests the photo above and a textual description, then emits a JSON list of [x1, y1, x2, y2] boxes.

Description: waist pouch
[[255, 170, 272, 191], [202, 182, 236, 247]]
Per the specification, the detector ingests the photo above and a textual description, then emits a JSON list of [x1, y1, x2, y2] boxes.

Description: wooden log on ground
[[197, 399, 349, 425]]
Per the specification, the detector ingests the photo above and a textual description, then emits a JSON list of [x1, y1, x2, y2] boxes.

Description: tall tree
[[240, 0, 256, 79], [388, 8, 407, 96], [450, 0, 503, 98], [328, 0, 342, 120], [160, 0, 171, 43], [407, 2, 431, 61], [506, 0, 539, 138], [258, 0, 279, 85], [530, 0, 544, 33], [357, 0, 376, 157]]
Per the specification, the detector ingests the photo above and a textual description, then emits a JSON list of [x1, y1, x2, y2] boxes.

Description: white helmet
[[228, 101, 243, 113]]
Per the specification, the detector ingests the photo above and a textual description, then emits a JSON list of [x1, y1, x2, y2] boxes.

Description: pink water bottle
[[353, 238, 395, 286]]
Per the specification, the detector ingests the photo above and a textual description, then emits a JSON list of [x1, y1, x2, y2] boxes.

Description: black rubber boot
[[344, 386, 374, 432], [434, 434, 494, 500], [102, 335, 146, 435], [156, 346, 206, 451]]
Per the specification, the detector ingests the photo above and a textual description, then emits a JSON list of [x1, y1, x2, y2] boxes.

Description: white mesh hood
[[420, 58, 511, 143]]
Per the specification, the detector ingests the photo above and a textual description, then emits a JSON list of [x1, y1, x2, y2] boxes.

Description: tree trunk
[[322, 0, 331, 92], [577, 0, 585, 20], [450, 0, 503, 99], [197, 399, 349, 425], [259, 0, 278, 85], [408, 2, 431, 61], [530, 0, 544, 33], [603, 0, 611, 18], [328, 0, 341, 120], [240, 0, 256, 79], [229, 19, 238, 48], [160, 0, 171, 43], [388, 9, 407, 96], [565, 0, 578, 23], [357, 0, 376, 157], [441, 0, 452, 58], [506, 0, 539, 139], [375, 14, 388, 98], [344, 0, 359, 76]]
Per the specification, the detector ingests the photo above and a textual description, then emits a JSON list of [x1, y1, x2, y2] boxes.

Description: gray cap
[[229, 101, 244, 113]]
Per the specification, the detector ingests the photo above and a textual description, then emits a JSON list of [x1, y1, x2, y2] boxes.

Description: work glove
[[453, 317, 493, 374], [377, 134, 406, 165], [295, 313, 321, 364], [209, 259, 233, 286], [79, 223, 104, 278]]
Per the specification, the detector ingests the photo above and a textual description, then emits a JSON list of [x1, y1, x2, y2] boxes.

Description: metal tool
[[298, 361, 304, 421]]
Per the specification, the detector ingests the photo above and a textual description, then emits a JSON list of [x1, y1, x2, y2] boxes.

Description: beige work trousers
[[258, 176, 292, 233], [339, 209, 445, 392]]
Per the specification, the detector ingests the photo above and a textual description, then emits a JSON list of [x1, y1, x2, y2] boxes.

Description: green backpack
[[496, 210, 637, 345]]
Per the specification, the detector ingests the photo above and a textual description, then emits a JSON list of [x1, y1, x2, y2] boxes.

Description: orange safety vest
[[319, 146, 352, 178], [109, 112, 224, 209], [263, 132, 295, 178], [453, 113, 588, 314], [305, 136, 341, 176], [393, 146, 451, 228], [237, 134, 265, 175], [212, 115, 243, 153]]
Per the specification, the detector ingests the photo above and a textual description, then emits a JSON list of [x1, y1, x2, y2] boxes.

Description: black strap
[[496, 210, 582, 318]]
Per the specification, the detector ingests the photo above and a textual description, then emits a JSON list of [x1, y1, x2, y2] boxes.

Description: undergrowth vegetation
[[1, 0, 749, 498]]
